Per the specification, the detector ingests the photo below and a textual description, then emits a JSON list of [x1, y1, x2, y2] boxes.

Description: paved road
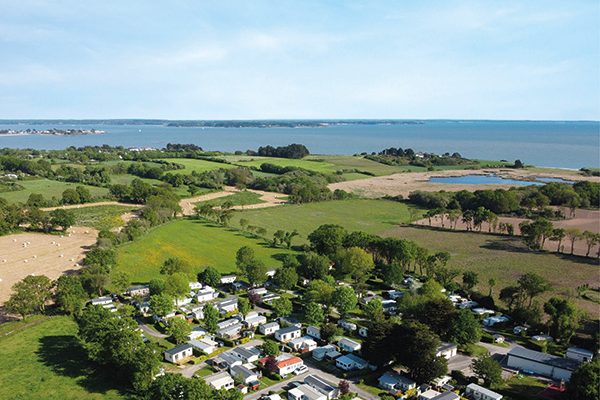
[[245, 358, 378, 400], [137, 318, 168, 339]]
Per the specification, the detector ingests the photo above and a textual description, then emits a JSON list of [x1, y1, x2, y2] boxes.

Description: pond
[[428, 174, 573, 186]]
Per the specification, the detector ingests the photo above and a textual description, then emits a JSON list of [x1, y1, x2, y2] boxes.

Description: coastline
[[329, 168, 600, 198]]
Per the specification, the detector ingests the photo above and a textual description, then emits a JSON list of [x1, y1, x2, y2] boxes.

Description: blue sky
[[0, 1, 598, 120]]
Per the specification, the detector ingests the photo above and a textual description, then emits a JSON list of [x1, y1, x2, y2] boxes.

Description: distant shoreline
[[0, 128, 105, 136]]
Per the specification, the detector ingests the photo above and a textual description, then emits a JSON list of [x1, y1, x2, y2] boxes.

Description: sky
[[0, 0, 598, 120]]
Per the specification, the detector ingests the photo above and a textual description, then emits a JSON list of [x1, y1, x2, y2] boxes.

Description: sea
[[0, 120, 598, 169]]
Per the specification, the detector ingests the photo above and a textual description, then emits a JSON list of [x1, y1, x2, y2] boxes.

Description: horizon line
[[0, 118, 598, 123]]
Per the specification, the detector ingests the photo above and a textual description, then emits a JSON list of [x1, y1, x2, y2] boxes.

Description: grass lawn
[[381, 226, 599, 314], [159, 158, 235, 174], [115, 219, 294, 283], [496, 375, 547, 400], [0, 179, 109, 204], [0, 315, 126, 400], [194, 366, 215, 378], [202, 191, 266, 207], [231, 199, 422, 241], [223, 155, 338, 174], [69, 205, 138, 230]]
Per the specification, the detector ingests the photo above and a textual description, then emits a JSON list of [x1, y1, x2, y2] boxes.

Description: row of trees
[[408, 181, 600, 214], [0, 197, 76, 236]]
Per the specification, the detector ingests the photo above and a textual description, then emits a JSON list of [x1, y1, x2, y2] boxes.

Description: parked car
[[293, 365, 309, 375]]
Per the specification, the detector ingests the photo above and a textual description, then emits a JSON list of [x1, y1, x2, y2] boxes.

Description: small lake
[[429, 174, 574, 186]]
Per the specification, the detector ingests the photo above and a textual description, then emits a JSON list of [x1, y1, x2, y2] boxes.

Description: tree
[[487, 278, 496, 297], [362, 319, 394, 366], [5, 275, 53, 319], [160, 257, 191, 276], [320, 322, 342, 343], [76, 185, 92, 203], [77, 305, 160, 391], [338, 380, 350, 396], [55, 275, 88, 315], [308, 224, 347, 256], [304, 302, 325, 325], [565, 228, 582, 255], [582, 231, 600, 257], [543, 297, 580, 344], [518, 273, 550, 307], [167, 318, 191, 344], [164, 272, 190, 302], [273, 266, 298, 290], [84, 247, 117, 269], [336, 247, 375, 284], [550, 228, 566, 252], [448, 309, 482, 346], [472, 355, 503, 386], [264, 355, 278, 374], [49, 209, 75, 231], [462, 271, 479, 292], [304, 279, 335, 308], [80, 264, 111, 295], [271, 297, 293, 318], [62, 188, 80, 204], [262, 340, 280, 357], [198, 266, 221, 287], [363, 298, 384, 322], [393, 321, 447, 383], [111, 271, 130, 294], [519, 218, 554, 250], [567, 360, 600, 400], [333, 286, 357, 318], [238, 297, 251, 317], [236, 246, 267, 286], [298, 252, 331, 280], [149, 293, 174, 317], [203, 304, 219, 333]]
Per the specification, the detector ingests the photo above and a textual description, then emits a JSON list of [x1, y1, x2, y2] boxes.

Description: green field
[[222, 154, 505, 180], [115, 219, 294, 283], [0, 316, 125, 400], [231, 199, 422, 240], [381, 225, 599, 314], [159, 158, 235, 174], [0, 179, 109, 204], [69, 205, 138, 230]]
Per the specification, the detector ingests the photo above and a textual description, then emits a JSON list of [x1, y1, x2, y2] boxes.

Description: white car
[[294, 365, 309, 375]]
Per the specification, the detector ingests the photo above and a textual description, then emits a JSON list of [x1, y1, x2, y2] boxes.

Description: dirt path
[[0, 227, 98, 303], [179, 186, 286, 215], [42, 201, 143, 211], [329, 168, 599, 198]]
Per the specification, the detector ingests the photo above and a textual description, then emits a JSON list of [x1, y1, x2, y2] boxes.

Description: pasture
[[69, 205, 138, 230], [115, 219, 294, 283], [380, 225, 599, 314], [0, 316, 126, 400], [230, 199, 422, 240], [0, 179, 109, 204], [158, 158, 235, 174]]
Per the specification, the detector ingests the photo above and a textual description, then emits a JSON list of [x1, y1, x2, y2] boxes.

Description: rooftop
[[466, 383, 503, 400], [508, 347, 581, 371], [164, 343, 192, 356]]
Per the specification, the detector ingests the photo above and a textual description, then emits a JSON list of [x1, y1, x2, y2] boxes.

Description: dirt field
[[0, 227, 98, 303], [329, 168, 599, 198], [414, 208, 600, 257]]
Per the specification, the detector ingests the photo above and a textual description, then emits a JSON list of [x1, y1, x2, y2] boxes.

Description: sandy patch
[[0, 227, 98, 303], [329, 168, 599, 198], [414, 208, 600, 257]]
